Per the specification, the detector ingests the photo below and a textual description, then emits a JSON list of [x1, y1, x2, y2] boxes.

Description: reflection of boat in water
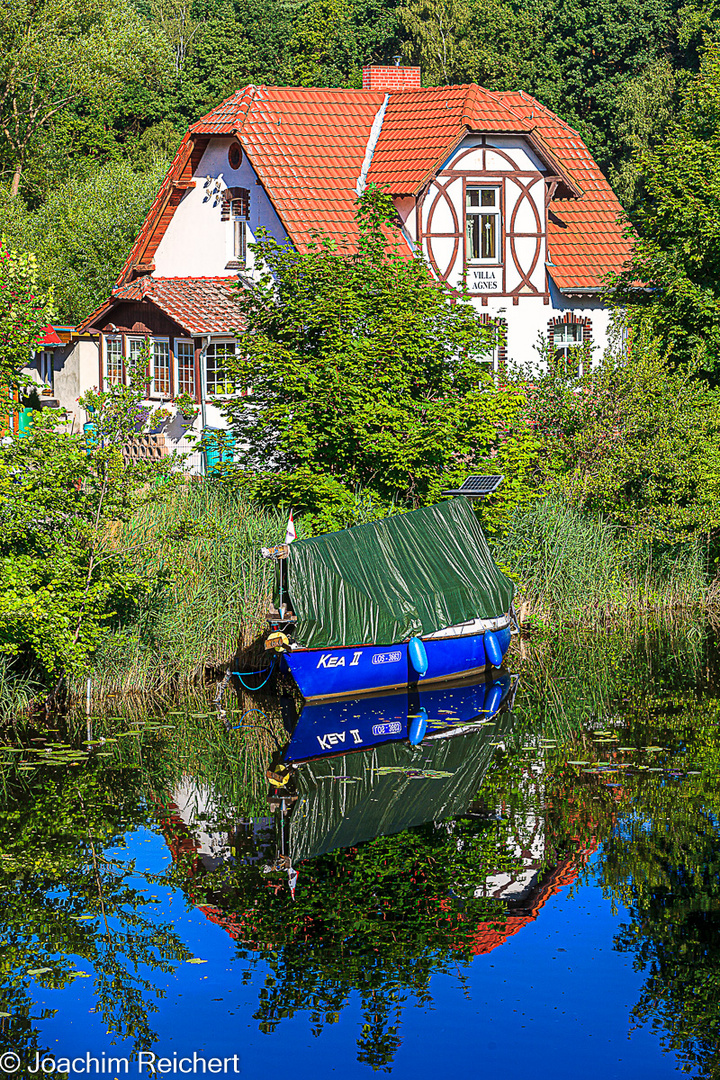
[[281, 673, 517, 862], [284, 671, 514, 762], [265, 498, 515, 699], [156, 675, 599, 960]]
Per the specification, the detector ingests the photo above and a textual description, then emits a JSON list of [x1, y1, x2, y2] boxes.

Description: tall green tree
[[614, 40, 720, 376], [0, 0, 170, 197], [29, 158, 170, 324], [222, 186, 538, 532]]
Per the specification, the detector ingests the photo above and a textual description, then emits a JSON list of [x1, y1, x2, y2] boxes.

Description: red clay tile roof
[[367, 84, 531, 195], [115, 83, 631, 295], [368, 84, 581, 200], [79, 277, 243, 336], [494, 91, 633, 290], [196, 85, 391, 254]]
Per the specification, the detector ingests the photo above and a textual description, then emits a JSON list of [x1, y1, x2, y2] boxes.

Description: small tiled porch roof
[[80, 277, 244, 336]]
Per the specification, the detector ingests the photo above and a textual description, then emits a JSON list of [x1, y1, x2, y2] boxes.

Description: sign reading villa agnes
[[471, 269, 499, 290]]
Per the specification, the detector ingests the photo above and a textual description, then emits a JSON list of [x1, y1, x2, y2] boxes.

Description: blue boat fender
[[408, 708, 428, 745], [484, 630, 503, 669], [408, 636, 429, 677]]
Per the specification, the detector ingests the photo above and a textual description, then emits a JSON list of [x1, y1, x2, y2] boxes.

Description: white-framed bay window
[[175, 339, 196, 398], [204, 341, 237, 397], [103, 336, 123, 386], [466, 185, 502, 263], [120, 332, 173, 397], [150, 338, 171, 399]]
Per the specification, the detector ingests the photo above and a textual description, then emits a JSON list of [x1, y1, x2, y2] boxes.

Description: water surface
[[1, 621, 718, 1078]]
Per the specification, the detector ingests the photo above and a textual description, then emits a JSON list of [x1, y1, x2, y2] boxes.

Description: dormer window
[[466, 186, 501, 263]]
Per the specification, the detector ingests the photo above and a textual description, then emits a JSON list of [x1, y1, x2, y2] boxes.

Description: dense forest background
[[0, 0, 717, 322]]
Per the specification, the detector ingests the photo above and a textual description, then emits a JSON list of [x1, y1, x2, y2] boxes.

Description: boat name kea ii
[[264, 497, 514, 701]]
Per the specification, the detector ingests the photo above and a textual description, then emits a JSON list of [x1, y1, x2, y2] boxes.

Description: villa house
[[74, 65, 631, 469]]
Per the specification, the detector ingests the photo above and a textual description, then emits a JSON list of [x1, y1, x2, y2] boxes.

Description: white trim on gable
[[356, 94, 389, 195]]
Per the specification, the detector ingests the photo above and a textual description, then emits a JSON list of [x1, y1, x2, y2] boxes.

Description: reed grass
[[0, 657, 38, 723], [79, 481, 286, 703], [494, 498, 709, 627]]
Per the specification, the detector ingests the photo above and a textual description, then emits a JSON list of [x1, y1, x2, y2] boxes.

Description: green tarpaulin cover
[[289, 712, 513, 863], [283, 497, 514, 649]]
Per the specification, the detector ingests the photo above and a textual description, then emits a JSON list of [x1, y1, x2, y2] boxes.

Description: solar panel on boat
[[441, 475, 504, 498]]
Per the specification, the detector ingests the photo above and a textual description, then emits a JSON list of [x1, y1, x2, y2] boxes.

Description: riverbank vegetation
[[4, 9, 720, 710], [81, 484, 284, 703]]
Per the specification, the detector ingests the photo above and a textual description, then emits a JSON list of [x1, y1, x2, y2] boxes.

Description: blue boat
[[266, 496, 515, 701]]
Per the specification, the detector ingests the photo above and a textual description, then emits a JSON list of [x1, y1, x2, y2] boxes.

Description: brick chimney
[[362, 65, 421, 91]]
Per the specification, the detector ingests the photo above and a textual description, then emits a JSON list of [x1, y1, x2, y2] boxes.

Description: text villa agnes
[[35, 64, 632, 471]]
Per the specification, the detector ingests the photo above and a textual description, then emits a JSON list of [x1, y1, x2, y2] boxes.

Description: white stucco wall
[[153, 137, 289, 278]]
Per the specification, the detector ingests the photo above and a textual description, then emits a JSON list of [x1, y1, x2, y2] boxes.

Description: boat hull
[[280, 626, 512, 701]]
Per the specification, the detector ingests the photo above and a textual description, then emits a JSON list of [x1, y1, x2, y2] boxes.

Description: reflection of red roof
[[80, 276, 243, 335], [115, 82, 629, 293], [472, 842, 597, 954]]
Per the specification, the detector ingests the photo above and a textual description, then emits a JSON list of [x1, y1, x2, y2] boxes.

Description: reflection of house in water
[[155, 678, 597, 951], [472, 841, 598, 954], [472, 756, 598, 952], [156, 780, 275, 938]]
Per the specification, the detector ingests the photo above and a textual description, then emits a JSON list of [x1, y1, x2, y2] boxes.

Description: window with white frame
[[552, 322, 584, 374], [37, 350, 54, 389], [205, 342, 236, 397], [151, 338, 171, 398], [127, 336, 145, 373], [104, 337, 123, 386], [175, 339, 195, 398], [466, 186, 502, 263]]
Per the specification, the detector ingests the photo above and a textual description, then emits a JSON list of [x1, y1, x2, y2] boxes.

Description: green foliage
[[495, 497, 708, 624], [222, 186, 539, 533], [85, 482, 287, 697], [0, 0, 171, 196], [0, 348, 170, 683], [0, 656, 37, 722], [614, 40, 720, 373], [0, 240, 54, 408], [31, 159, 170, 323], [522, 331, 720, 544], [0, 160, 169, 324]]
